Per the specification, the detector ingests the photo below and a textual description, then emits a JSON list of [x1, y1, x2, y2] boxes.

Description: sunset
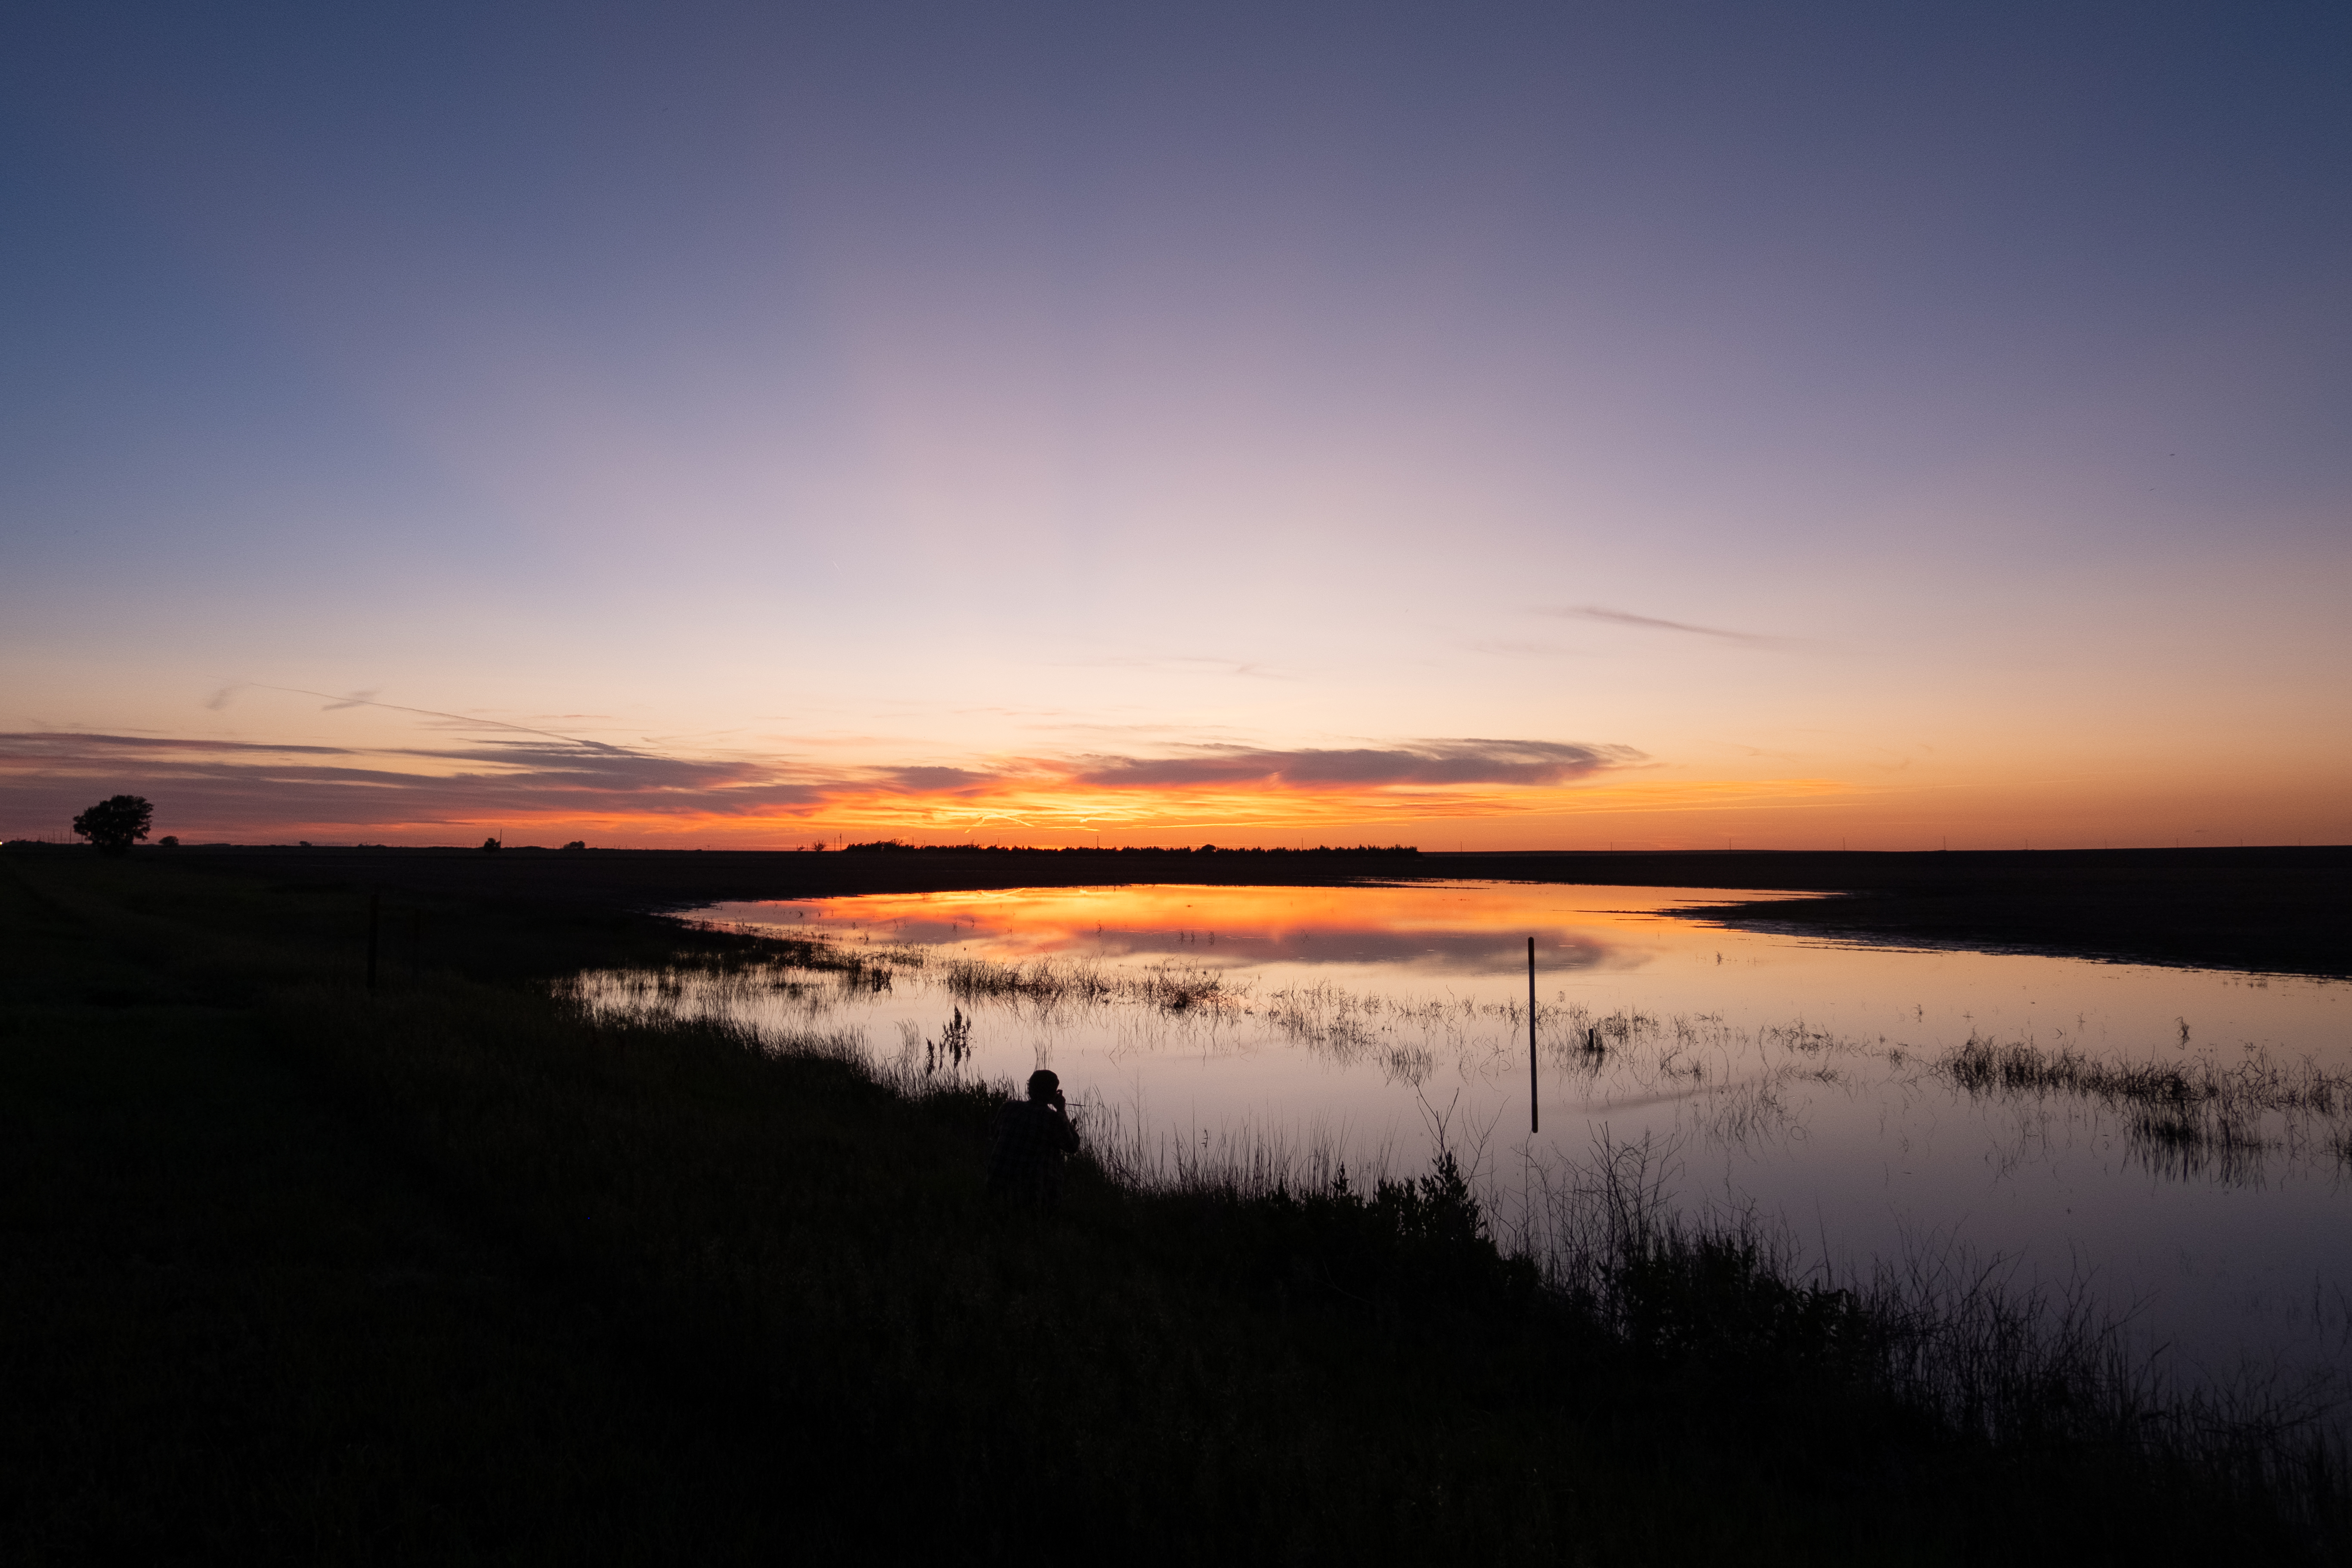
[[6, 3, 2349, 1559], [6, 4, 2346, 851]]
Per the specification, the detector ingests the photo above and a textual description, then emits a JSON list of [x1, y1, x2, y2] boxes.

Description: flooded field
[[570, 880, 2352, 1402]]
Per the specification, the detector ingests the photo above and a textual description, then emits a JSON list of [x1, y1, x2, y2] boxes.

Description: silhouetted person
[[987, 1069, 1081, 1212]]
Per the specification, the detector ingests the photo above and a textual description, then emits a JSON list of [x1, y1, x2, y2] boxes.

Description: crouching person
[[987, 1069, 1082, 1213]]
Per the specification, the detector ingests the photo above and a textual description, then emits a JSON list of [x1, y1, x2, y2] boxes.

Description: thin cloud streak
[[214, 683, 638, 753], [1537, 605, 1802, 647]]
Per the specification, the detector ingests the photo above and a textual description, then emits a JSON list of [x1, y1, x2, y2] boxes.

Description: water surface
[[576, 880, 2352, 1396]]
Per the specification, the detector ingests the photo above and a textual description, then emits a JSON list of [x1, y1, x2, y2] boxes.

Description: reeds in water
[[938, 953, 1233, 1015], [1937, 1033, 2352, 1175]]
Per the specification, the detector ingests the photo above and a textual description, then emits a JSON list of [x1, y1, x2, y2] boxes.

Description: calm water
[[574, 880, 2352, 1395]]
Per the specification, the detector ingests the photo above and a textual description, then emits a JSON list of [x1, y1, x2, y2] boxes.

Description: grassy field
[[4, 848, 2345, 1564]]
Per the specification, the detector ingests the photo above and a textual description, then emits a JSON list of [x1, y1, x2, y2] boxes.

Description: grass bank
[[3, 850, 2343, 1563]]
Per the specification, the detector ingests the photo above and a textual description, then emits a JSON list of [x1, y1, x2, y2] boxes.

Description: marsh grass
[[1524, 1132, 2347, 1503], [714, 964, 2352, 1546], [10, 851, 2351, 1562], [1071, 1087, 2351, 1547], [585, 953, 2352, 1196], [1937, 1033, 2352, 1175], [1941, 1034, 2349, 1113], [934, 949, 1236, 1015], [566, 949, 2352, 1537]]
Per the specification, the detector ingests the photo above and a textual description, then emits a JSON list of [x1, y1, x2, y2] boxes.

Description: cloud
[[0, 732, 351, 758], [0, 730, 823, 837], [1537, 605, 1798, 647], [237, 684, 639, 753], [880, 765, 996, 793], [0, 728, 1652, 842], [1069, 739, 1643, 790]]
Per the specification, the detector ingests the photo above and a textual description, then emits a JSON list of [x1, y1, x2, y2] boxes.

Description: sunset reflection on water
[[695, 880, 1797, 974], [579, 880, 2352, 1401]]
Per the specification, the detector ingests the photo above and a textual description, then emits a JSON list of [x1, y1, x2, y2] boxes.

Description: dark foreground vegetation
[[4, 849, 2346, 1564]]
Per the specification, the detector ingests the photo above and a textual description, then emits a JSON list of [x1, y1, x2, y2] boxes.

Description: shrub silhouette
[[72, 795, 153, 854]]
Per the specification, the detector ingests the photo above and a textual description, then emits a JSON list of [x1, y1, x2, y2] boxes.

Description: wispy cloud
[[1069, 740, 1642, 790], [1536, 605, 1800, 647], [879, 765, 997, 794], [210, 683, 637, 752]]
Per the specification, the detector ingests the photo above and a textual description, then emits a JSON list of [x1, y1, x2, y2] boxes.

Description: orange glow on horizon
[[405, 773, 1862, 847], [11, 726, 2342, 852]]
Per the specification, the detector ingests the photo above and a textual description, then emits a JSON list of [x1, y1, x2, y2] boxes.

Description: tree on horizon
[[73, 795, 154, 854]]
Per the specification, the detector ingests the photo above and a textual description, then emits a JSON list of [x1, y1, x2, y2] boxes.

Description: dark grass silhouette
[[3, 849, 2345, 1563]]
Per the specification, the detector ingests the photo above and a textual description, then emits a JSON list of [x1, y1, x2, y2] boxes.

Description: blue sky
[[5, 2, 2348, 846]]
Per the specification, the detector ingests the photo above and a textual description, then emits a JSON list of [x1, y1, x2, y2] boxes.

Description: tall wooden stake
[[1527, 936, 1538, 1134]]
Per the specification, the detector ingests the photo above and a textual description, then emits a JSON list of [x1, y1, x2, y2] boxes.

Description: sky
[[4, 1, 2348, 850]]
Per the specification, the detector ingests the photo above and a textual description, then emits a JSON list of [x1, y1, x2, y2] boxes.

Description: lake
[[570, 879, 2352, 1404]]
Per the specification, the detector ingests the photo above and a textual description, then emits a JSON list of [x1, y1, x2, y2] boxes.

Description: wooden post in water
[[1527, 936, 1538, 1135], [366, 892, 381, 993]]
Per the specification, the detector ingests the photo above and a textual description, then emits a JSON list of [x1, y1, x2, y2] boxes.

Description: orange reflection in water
[[717, 881, 1800, 968]]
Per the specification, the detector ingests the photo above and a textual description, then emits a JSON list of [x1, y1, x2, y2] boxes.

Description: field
[[4, 845, 2347, 1564]]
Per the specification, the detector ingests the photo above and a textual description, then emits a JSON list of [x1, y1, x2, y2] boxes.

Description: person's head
[[1027, 1069, 1061, 1102]]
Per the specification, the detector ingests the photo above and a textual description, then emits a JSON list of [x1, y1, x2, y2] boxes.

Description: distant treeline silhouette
[[839, 840, 1420, 857]]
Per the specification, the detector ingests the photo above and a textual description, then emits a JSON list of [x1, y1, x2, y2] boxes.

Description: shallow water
[[575, 880, 2352, 1396]]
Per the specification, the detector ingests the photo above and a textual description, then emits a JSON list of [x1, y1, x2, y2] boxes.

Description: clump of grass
[[922, 1005, 972, 1076], [1936, 1033, 2352, 1175], [939, 952, 1104, 1002], [935, 952, 1233, 1016], [1595, 1007, 1659, 1045], [1075, 1099, 1359, 1198], [2128, 1102, 2270, 1182], [1759, 1021, 1840, 1054], [1941, 1034, 2348, 1113]]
